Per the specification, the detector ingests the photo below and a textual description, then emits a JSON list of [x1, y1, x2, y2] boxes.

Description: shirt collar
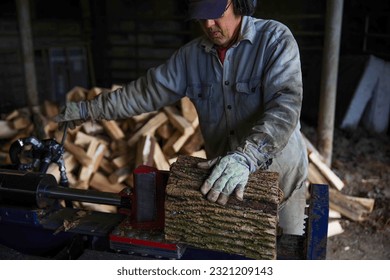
[[200, 16, 256, 53]]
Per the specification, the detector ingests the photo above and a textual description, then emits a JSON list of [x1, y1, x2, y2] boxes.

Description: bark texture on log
[[164, 155, 282, 260]]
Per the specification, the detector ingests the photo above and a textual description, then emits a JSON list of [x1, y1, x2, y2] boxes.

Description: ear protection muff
[[232, 0, 257, 16]]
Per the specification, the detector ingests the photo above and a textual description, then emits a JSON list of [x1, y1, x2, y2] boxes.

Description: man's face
[[199, 1, 242, 48]]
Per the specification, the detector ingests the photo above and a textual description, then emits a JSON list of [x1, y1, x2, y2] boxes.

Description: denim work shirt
[[89, 16, 308, 201]]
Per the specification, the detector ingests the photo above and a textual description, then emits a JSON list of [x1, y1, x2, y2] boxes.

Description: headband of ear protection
[[232, 0, 257, 16]]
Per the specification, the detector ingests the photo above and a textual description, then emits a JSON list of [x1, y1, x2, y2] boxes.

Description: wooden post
[[16, 0, 38, 108], [16, 0, 46, 139], [317, 0, 344, 167], [80, 0, 96, 86]]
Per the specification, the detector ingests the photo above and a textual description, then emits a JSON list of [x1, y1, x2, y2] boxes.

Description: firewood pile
[[303, 134, 376, 237], [0, 85, 206, 213]]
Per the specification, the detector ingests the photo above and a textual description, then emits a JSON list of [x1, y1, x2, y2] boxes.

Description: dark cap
[[188, 0, 228, 20]]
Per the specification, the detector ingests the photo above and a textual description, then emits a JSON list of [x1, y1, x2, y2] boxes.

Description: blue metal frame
[[305, 184, 329, 260], [0, 207, 74, 256]]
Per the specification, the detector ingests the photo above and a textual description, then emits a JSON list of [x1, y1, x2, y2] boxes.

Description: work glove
[[54, 101, 90, 129], [197, 153, 250, 205]]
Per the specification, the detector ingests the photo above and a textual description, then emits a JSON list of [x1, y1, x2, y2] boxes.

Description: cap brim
[[188, 0, 227, 20]]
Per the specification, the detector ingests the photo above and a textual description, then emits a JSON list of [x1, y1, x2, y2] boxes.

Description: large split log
[[164, 155, 282, 260]]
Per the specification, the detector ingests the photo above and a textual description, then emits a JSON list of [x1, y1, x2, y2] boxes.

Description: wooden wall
[[0, 0, 389, 128]]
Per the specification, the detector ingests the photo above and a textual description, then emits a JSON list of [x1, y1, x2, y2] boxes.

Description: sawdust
[[302, 123, 390, 260]]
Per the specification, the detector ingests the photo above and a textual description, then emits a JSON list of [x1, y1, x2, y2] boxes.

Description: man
[[56, 0, 308, 235]]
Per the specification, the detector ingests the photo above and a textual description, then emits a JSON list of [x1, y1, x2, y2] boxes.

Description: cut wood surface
[[309, 152, 345, 191], [81, 122, 104, 135], [329, 188, 375, 222], [101, 120, 125, 140], [0, 121, 18, 139], [302, 132, 325, 161], [78, 141, 107, 183], [163, 106, 194, 135], [328, 209, 342, 219], [66, 86, 88, 102], [127, 111, 168, 147], [181, 97, 198, 123], [112, 155, 132, 169], [135, 135, 155, 167], [308, 162, 328, 185], [74, 131, 108, 147], [43, 100, 59, 118], [180, 127, 204, 155], [163, 130, 191, 157], [64, 140, 93, 167], [165, 155, 282, 260], [109, 166, 132, 184], [90, 172, 126, 193], [12, 116, 30, 130], [5, 110, 20, 121], [327, 220, 344, 237], [156, 122, 174, 140], [153, 141, 170, 171]]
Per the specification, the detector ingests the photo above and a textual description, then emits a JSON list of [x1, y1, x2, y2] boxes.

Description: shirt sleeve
[[87, 49, 187, 121], [236, 26, 303, 172]]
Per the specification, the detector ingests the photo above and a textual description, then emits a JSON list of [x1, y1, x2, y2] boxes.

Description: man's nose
[[203, 19, 216, 28]]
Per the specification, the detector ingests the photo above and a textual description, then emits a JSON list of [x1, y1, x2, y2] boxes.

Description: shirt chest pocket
[[186, 83, 217, 124], [234, 78, 263, 113], [235, 78, 261, 94], [186, 83, 212, 98]]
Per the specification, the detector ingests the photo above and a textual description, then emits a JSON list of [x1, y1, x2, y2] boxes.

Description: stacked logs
[[0, 85, 205, 213]]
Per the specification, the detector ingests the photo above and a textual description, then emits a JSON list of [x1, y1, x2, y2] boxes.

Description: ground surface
[[302, 124, 390, 260]]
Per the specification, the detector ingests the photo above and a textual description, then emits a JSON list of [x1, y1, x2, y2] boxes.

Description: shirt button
[[227, 105, 232, 110], [224, 81, 229, 86], [230, 130, 235, 135]]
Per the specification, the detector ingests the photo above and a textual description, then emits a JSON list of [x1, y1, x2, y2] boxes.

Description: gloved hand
[[54, 101, 90, 129], [197, 153, 250, 205]]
